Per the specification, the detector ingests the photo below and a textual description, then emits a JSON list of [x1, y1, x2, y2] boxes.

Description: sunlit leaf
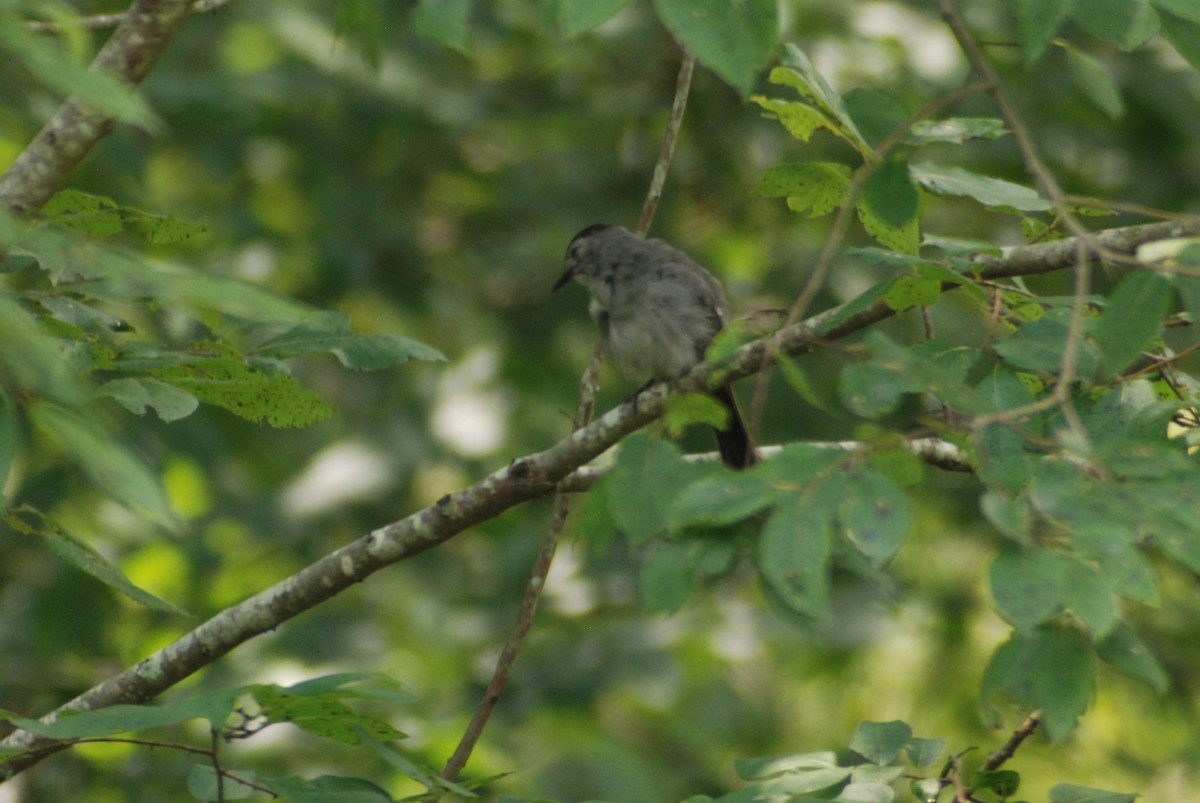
[[757, 162, 850, 217], [856, 195, 920, 254]]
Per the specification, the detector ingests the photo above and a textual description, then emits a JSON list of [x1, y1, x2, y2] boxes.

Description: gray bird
[[554, 223, 755, 468]]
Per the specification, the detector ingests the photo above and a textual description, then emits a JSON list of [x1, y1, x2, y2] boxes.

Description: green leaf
[[980, 491, 1034, 543], [0, 22, 159, 130], [883, 275, 941, 312], [1066, 49, 1125, 118], [910, 162, 1051, 211], [663, 391, 730, 435], [839, 470, 910, 564], [669, 469, 777, 530], [735, 751, 840, 780], [29, 402, 178, 530], [1070, 0, 1160, 49], [0, 291, 90, 407], [265, 774, 396, 802], [4, 506, 188, 615], [412, 0, 472, 53], [121, 343, 336, 428], [776, 354, 833, 413], [335, 0, 385, 68], [980, 626, 1096, 743], [904, 737, 946, 768], [1093, 269, 1172, 376], [838, 360, 922, 419], [1159, 10, 1200, 72], [993, 317, 1099, 378], [282, 672, 414, 702], [758, 489, 836, 619], [1015, 0, 1075, 62], [989, 545, 1071, 629], [41, 189, 209, 243], [848, 720, 912, 764], [914, 262, 987, 301], [253, 685, 405, 744], [0, 691, 239, 740], [640, 541, 695, 612], [1096, 621, 1170, 693], [652, 0, 778, 96], [757, 162, 851, 217], [607, 433, 712, 545], [556, 0, 632, 35], [0, 391, 18, 499], [856, 195, 920, 255], [752, 97, 840, 142], [843, 88, 907, 145], [833, 781, 893, 802], [972, 769, 1020, 797], [774, 44, 868, 151], [863, 158, 919, 229], [902, 117, 1008, 145], [101, 377, 199, 422], [252, 315, 445, 369], [973, 368, 1042, 493], [41, 190, 123, 236], [1152, 0, 1200, 22], [1049, 783, 1137, 803], [1073, 526, 1160, 606]]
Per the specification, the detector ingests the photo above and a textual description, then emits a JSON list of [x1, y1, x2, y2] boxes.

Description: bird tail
[[712, 385, 756, 469]]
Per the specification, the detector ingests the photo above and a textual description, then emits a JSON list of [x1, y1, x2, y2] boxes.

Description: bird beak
[[552, 267, 575, 292]]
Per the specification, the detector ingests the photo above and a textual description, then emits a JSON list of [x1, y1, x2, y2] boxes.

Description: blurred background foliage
[[1, 0, 1199, 800]]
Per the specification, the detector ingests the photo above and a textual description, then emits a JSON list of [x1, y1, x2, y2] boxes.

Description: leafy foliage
[[0, 0, 1198, 801]]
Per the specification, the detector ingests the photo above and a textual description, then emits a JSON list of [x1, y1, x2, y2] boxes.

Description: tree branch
[[0, 0, 195, 217], [22, 0, 231, 34], [0, 216, 1194, 779]]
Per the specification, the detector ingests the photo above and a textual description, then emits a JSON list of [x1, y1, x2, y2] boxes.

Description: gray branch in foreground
[[0, 0, 195, 216], [2, 217, 1197, 778], [557, 437, 973, 492]]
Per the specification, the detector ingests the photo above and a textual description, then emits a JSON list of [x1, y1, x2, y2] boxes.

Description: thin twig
[[440, 52, 697, 783], [984, 711, 1041, 770], [635, 53, 695, 237], [438, 347, 600, 783]]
